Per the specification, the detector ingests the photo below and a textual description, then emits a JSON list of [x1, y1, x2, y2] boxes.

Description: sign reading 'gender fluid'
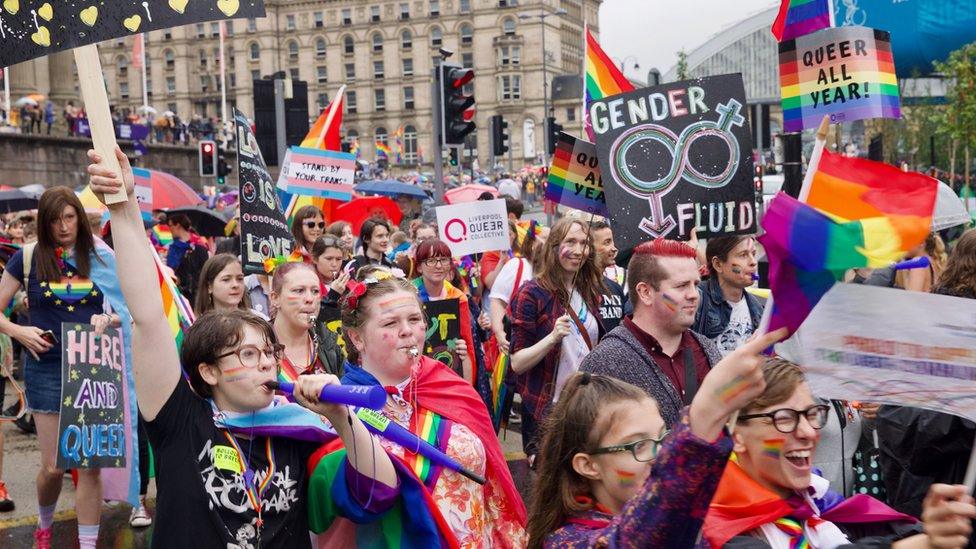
[[591, 74, 757, 250]]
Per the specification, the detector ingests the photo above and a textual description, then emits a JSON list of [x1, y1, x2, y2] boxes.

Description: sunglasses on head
[[304, 221, 326, 229]]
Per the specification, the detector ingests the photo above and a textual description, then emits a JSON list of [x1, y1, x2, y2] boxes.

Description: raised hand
[[86, 146, 135, 206]]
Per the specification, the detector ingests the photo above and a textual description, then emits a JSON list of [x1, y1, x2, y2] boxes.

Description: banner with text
[[780, 26, 901, 132], [545, 132, 609, 216], [236, 108, 295, 274], [57, 323, 127, 470], [435, 199, 510, 257], [799, 283, 976, 422], [590, 73, 757, 250], [276, 146, 356, 201]]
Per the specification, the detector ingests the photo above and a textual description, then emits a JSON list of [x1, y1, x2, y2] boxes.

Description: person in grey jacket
[[581, 238, 722, 428]]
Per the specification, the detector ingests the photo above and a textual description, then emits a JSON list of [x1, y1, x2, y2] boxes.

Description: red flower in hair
[[344, 279, 367, 310]]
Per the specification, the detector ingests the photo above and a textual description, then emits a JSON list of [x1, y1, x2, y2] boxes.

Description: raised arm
[[86, 147, 180, 420]]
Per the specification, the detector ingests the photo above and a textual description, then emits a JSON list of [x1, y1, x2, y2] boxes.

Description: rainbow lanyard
[[221, 431, 276, 529]]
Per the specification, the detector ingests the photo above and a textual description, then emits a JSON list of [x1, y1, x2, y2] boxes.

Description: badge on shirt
[[213, 445, 243, 474]]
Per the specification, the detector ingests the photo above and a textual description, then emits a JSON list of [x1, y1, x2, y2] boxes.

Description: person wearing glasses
[[290, 205, 326, 260], [527, 328, 786, 548], [704, 357, 976, 549], [86, 147, 396, 549]]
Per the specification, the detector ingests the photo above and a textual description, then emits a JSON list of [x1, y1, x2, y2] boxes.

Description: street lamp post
[[519, 8, 567, 170], [617, 55, 640, 78]]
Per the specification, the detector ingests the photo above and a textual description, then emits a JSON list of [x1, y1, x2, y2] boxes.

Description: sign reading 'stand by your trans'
[[435, 199, 510, 257]]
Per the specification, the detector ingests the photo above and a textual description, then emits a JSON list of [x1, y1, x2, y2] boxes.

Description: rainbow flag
[[151, 247, 194, 351], [152, 224, 173, 247], [545, 132, 609, 216], [394, 126, 404, 164], [771, 0, 834, 42], [349, 138, 360, 159], [780, 26, 900, 132], [490, 351, 511, 432], [583, 25, 634, 140], [403, 408, 452, 488], [376, 141, 392, 159]]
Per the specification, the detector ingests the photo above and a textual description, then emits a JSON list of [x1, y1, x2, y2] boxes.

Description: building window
[[225, 20, 234, 35], [461, 53, 473, 68], [375, 126, 388, 145], [373, 60, 384, 79], [499, 45, 521, 65], [317, 93, 329, 109], [347, 91, 358, 113], [250, 42, 260, 61], [431, 28, 442, 47], [400, 3, 410, 19], [164, 30, 172, 40], [210, 22, 220, 37], [230, 74, 236, 88], [316, 38, 327, 57], [145, 78, 152, 95], [288, 40, 299, 60], [247, 18, 257, 32], [164, 49, 174, 68], [459, 0, 470, 13], [227, 47, 235, 66], [403, 125, 418, 163], [196, 23, 205, 38], [566, 108, 575, 122], [250, 69, 260, 82], [499, 74, 521, 100], [286, 15, 296, 31], [200, 75, 209, 92], [402, 58, 414, 76], [345, 63, 356, 80], [118, 56, 128, 75], [375, 89, 386, 111], [119, 82, 129, 99], [344, 36, 354, 55], [429, 0, 440, 17], [499, 0, 515, 6], [372, 33, 383, 52], [401, 30, 412, 49], [314, 11, 324, 28], [317, 66, 328, 84], [342, 8, 352, 25], [289, 68, 299, 80], [503, 18, 516, 35], [371, 5, 380, 22], [166, 76, 176, 94], [404, 86, 415, 110], [460, 24, 473, 46]]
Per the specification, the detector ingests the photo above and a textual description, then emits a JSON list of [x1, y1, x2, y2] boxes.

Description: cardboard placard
[[423, 298, 462, 373], [133, 167, 152, 213], [57, 323, 127, 470], [591, 74, 757, 249], [0, 0, 265, 67], [276, 146, 356, 201], [545, 132, 609, 216], [780, 26, 901, 132], [235, 108, 295, 274], [435, 199, 510, 258]]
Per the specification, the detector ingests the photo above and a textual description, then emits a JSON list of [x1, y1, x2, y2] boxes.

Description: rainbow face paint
[[715, 375, 751, 404], [377, 295, 418, 313], [762, 438, 785, 460], [660, 293, 679, 313], [614, 469, 637, 488]]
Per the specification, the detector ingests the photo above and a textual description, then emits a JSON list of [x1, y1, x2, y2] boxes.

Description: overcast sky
[[598, 0, 778, 80]]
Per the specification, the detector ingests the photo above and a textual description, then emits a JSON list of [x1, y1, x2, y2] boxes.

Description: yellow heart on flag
[[168, 0, 188, 14], [31, 26, 50, 46], [216, 0, 239, 17], [37, 2, 52, 20], [79, 6, 97, 27], [123, 14, 141, 32], [2, 0, 18, 15]]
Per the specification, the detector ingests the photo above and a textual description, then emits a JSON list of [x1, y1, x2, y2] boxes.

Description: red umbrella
[[444, 183, 499, 204], [334, 196, 403, 233], [146, 170, 203, 210]]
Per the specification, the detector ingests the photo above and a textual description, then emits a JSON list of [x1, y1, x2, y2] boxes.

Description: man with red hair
[[580, 239, 722, 428]]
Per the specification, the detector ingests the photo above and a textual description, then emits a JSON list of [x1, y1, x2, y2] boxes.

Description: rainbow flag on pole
[[151, 246, 195, 350], [771, 0, 834, 42], [583, 25, 634, 140], [376, 141, 392, 159], [545, 132, 609, 216]]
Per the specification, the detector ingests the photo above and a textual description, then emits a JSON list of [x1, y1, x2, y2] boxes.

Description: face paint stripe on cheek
[[660, 293, 679, 313], [762, 438, 785, 459], [715, 375, 751, 404], [614, 469, 637, 488]]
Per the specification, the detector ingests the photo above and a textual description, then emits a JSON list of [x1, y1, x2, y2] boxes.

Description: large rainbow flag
[[771, 0, 834, 42], [545, 132, 608, 216], [583, 25, 634, 140]]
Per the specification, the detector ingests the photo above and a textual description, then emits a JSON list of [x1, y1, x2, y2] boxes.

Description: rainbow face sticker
[[48, 276, 94, 303], [762, 438, 785, 460]]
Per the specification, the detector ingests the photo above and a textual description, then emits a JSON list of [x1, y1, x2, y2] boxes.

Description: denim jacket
[[694, 277, 765, 340]]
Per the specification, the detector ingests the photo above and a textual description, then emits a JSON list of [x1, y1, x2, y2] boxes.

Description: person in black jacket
[[694, 235, 764, 356], [165, 213, 210, 305]]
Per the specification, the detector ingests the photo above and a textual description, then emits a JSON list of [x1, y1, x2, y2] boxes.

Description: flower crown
[[343, 271, 394, 311], [263, 250, 304, 274]]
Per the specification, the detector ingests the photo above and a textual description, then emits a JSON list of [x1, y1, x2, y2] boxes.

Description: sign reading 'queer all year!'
[[435, 199, 510, 258], [57, 324, 127, 470], [591, 74, 757, 249]]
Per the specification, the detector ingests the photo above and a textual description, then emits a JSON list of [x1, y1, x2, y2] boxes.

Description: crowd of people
[[0, 145, 970, 548]]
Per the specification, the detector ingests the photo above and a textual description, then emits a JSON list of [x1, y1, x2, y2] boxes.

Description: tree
[[935, 42, 976, 190], [675, 50, 689, 81]]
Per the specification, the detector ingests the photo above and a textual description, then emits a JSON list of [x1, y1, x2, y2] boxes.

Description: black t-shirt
[[600, 276, 627, 332], [145, 380, 318, 549]]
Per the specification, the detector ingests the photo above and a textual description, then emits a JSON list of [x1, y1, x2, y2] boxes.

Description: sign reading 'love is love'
[[0, 0, 265, 67]]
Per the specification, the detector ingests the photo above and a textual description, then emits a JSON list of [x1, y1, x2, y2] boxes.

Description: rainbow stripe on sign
[[780, 27, 900, 132], [545, 133, 609, 216]]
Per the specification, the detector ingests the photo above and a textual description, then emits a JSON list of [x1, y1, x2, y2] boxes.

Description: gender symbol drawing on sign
[[609, 99, 745, 237]]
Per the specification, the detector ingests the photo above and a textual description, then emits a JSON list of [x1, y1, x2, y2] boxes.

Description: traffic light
[[217, 154, 233, 186], [448, 148, 459, 167], [439, 63, 476, 147], [199, 140, 217, 177], [546, 117, 563, 156], [490, 115, 509, 157]]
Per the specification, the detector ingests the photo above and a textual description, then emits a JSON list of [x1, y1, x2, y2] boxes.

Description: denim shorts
[[24, 354, 62, 413]]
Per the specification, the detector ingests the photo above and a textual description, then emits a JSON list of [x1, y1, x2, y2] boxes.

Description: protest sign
[[276, 147, 356, 201], [236, 108, 295, 274], [780, 26, 901, 132], [798, 283, 976, 422], [133, 167, 152, 214], [0, 1, 265, 67], [57, 324, 127, 470], [546, 132, 609, 216], [435, 199, 510, 258], [590, 74, 757, 249], [423, 299, 462, 373]]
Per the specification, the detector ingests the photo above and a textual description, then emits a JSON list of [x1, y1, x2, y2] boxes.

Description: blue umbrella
[[354, 180, 428, 200]]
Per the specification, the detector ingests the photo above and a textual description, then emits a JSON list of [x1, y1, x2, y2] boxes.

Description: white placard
[[435, 199, 510, 257]]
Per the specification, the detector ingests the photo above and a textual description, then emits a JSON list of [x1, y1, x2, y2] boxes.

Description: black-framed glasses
[[304, 221, 326, 229], [737, 404, 830, 434], [589, 432, 670, 462], [422, 257, 452, 268], [216, 343, 286, 368]]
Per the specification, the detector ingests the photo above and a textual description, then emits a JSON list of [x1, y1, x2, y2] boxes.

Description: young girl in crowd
[[291, 205, 326, 259], [87, 146, 396, 548], [311, 234, 350, 309], [326, 220, 355, 258], [194, 253, 250, 316], [346, 217, 394, 274], [272, 261, 344, 378]]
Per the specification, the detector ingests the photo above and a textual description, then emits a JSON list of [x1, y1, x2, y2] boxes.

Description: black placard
[[0, 1, 265, 68], [591, 73, 757, 252], [235, 108, 295, 274], [57, 323, 126, 470], [423, 298, 462, 372]]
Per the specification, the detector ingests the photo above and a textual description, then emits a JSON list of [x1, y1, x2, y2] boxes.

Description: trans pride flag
[[583, 25, 634, 140], [771, 0, 834, 42]]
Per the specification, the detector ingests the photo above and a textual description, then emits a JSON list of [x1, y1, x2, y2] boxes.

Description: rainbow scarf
[[404, 408, 453, 489], [773, 516, 810, 549], [583, 25, 634, 140], [771, 0, 833, 42]]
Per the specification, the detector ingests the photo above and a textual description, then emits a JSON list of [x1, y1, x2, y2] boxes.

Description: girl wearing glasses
[[527, 329, 786, 548], [87, 147, 397, 549], [290, 205, 326, 259], [704, 357, 976, 548]]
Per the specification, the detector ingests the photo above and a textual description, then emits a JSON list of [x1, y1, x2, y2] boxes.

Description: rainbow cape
[[583, 25, 634, 140], [771, 0, 833, 42], [545, 133, 608, 216]]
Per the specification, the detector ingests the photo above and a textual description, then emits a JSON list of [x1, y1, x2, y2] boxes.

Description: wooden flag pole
[[74, 44, 127, 204], [797, 115, 832, 203]]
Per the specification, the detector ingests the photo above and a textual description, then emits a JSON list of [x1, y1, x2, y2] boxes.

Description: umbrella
[[354, 180, 428, 200], [76, 169, 202, 213], [0, 189, 41, 214], [334, 196, 402, 232], [137, 106, 158, 115], [161, 110, 176, 117], [444, 184, 499, 205], [13, 97, 37, 107], [165, 206, 230, 237], [932, 180, 971, 231]]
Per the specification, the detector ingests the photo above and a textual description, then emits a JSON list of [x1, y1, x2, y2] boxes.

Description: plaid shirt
[[510, 280, 602, 421]]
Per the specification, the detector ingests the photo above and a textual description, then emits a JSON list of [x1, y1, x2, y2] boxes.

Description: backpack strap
[[21, 242, 36, 288]]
